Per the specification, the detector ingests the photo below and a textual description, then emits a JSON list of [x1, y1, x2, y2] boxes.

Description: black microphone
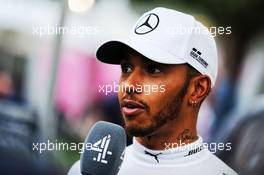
[[80, 121, 126, 175]]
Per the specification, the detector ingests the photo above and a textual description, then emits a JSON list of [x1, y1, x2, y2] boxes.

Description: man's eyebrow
[[120, 58, 131, 64], [120, 52, 135, 62], [137, 55, 172, 67], [144, 59, 174, 68], [120, 54, 175, 68]]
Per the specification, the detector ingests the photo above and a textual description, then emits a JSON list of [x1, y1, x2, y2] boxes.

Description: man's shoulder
[[123, 144, 133, 160], [123, 144, 133, 153], [203, 150, 238, 175]]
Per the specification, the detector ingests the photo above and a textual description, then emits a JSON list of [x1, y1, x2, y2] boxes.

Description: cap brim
[[96, 38, 186, 65]]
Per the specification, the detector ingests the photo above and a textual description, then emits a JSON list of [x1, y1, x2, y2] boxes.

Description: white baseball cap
[[96, 7, 218, 87]]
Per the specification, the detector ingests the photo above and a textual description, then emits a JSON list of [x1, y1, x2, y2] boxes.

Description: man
[[95, 7, 238, 175]]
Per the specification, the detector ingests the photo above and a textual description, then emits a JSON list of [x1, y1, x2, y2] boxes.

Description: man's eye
[[121, 63, 133, 73], [147, 65, 161, 74]]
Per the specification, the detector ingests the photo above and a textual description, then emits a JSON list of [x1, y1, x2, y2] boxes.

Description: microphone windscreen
[[80, 121, 126, 175]]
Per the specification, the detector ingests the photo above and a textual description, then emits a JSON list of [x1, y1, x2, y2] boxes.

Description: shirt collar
[[131, 136, 208, 165]]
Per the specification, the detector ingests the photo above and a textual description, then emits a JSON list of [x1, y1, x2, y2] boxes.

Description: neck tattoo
[[177, 129, 196, 143]]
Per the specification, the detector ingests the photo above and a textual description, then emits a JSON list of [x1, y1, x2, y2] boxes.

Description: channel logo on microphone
[[90, 134, 112, 164]]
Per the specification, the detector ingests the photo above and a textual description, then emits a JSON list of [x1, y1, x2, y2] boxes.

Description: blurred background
[[0, 0, 263, 174]]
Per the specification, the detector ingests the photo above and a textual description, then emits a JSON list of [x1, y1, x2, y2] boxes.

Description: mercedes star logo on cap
[[135, 13, 159, 35]]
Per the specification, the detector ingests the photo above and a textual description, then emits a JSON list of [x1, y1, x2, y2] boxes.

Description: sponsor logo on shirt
[[184, 145, 204, 157], [144, 150, 162, 163]]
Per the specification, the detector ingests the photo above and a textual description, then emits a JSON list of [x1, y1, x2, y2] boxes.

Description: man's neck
[[135, 120, 198, 150]]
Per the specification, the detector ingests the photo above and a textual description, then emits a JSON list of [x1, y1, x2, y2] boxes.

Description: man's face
[[118, 51, 191, 137]]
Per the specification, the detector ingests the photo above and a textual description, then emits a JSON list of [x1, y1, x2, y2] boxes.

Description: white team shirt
[[118, 136, 238, 175]]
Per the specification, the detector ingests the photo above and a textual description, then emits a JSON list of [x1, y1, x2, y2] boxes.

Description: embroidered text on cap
[[190, 48, 208, 68]]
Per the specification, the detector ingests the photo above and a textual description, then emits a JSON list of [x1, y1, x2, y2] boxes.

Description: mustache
[[120, 96, 150, 111]]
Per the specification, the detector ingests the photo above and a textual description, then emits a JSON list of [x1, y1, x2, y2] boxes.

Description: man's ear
[[188, 75, 211, 106]]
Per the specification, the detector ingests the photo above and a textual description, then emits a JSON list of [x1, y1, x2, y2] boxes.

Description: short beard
[[126, 76, 191, 137]]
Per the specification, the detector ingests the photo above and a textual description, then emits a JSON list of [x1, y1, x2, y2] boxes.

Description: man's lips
[[121, 99, 146, 116]]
